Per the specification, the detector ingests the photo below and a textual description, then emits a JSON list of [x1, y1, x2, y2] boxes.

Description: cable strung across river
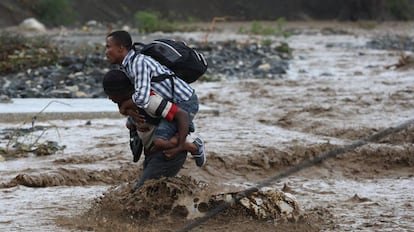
[[177, 118, 414, 232]]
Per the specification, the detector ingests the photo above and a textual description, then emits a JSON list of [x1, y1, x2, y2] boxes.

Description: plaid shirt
[[122, 50, 193, 109]]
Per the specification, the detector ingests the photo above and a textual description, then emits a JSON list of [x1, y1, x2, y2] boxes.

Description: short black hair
[[106, 30, 132, 50], [102, 69, 134, 96]]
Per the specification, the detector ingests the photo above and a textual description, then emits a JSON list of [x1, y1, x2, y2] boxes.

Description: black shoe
[[129, 127, 143, 163]]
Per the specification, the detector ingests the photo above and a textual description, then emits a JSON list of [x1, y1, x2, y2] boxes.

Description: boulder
[[19, 18, 46, 32]]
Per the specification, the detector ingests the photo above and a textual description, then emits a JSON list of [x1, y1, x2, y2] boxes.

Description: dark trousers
[[135, 150, 187, 189]]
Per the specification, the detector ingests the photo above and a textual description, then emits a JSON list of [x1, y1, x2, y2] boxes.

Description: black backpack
[[132, 39, 208, 83]]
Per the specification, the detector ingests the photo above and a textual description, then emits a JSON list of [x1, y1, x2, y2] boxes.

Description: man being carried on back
[[103, 69, 204, 163], [105, 30, 205, 189]]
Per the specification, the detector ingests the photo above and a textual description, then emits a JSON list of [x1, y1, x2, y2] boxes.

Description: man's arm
[[163, 108, 189, 158], [130, 55, 152, 108], [145, 93, 190, 158]]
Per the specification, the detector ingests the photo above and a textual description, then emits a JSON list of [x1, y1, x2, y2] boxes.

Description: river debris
[[89, 176, 300, 222], [385, 53, 413, 70], [0, 105, 66, 160], [0, 139, 65, 159]]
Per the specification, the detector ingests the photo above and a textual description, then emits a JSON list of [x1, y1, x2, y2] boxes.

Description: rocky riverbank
[[1, 24, 413, 101], [0, 32, 291, 99]]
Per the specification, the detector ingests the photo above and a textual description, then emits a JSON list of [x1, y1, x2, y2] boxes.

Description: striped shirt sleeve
[[130, 55, 152, 108], [122, 50, 194, 107]]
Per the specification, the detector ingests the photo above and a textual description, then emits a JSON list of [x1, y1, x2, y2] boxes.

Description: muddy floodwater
[[1, 22, 414, 231]]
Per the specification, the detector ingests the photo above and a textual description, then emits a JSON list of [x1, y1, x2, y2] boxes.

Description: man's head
[[103, 69, 134, 104], [105, 30, 133, 64]]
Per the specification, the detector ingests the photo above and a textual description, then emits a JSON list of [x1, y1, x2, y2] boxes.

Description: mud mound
[[379, 126, 414, 145], [58, 176, 328, 232], [202, 143, 338, 180], [202, 139, 413, 183], [319, 124, 414, 142], [336, 143, 414, 178], [92, 176, 206, 220], [0, 165, 138, 188], [318, 126, 379, 140], [322, 126, 414, 178], [68, 176, 206, 231]]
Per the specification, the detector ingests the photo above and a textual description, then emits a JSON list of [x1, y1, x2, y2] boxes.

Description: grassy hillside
[[1, 0, 413, 28]]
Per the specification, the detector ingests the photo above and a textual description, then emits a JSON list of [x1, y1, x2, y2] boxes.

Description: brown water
[[1, 21, 414, 231]]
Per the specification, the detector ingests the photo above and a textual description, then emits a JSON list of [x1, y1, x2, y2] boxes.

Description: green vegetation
[[356, 21, 379, 30], [386, 0, 414, 20], [198, 74, 222, 82], [134, 10, 180, 33], [240, 21, 276, 35], [238, 18, 290, 38], [34, 0, 78, 26], [0, 32, 59, 75], [275, 42, 293, 57], [133, 10, 201, 32], [275, 18, 291, 38]]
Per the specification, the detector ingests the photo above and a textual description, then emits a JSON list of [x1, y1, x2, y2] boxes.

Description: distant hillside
[[1, 0, 413, 28]]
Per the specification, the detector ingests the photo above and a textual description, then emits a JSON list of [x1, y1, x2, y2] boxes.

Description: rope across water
[[177, 118, 414, 232]]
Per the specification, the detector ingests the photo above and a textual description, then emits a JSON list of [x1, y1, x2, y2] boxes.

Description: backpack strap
[[128, 48, 176, 102]]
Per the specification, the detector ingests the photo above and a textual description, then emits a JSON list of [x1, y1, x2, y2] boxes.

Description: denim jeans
[[153, 91, 199, 140], [134, 92, 198, 189], [134, 150, 187, 189]]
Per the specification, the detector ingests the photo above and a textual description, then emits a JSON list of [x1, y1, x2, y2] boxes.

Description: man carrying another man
[[104, 30, 205, 189]]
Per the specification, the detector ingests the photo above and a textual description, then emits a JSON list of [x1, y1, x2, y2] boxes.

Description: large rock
[[19, 18, 46, 32]]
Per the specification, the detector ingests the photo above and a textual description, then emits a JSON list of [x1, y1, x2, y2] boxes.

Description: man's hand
[[125, 109, 149, 132], [118, 99, 137, 116], [117, 99, 149, 132], [125, 109, 145, 124], [117, 98, 145, 124]]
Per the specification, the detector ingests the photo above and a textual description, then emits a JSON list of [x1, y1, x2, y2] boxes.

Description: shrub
[[386, 0, 414, 20], [134, 10, 180, 33], [34, 0, 78, 27], [238, 18, 290, 38]]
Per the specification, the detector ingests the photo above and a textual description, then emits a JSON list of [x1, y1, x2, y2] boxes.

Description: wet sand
[[1, 21, 414, 231]]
